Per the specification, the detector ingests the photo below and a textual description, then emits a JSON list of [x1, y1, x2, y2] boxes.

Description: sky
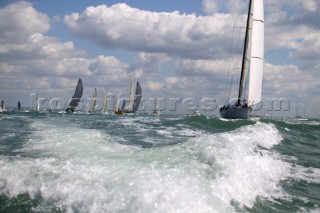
[[0, 0, 319, 117]]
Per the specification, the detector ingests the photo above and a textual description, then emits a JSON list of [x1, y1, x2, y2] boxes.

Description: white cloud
[[0, 2, 50, 42], [202, 0, 241, 14], [64, 3, 234, 60], [0, 2, 135, 106], [263, 63, 320, 99], [202, 0, 220, 14], [291, 32, 320, 61]]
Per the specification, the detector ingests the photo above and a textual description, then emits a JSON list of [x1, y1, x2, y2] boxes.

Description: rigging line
[[226, 0, 247, 103], [224, 0, 243, 104]]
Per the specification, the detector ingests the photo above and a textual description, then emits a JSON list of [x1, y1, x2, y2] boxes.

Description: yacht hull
[[219, 106, 251, 119]]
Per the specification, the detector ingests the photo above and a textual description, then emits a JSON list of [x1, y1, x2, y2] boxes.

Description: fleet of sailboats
[[220, 0, 264, 119]]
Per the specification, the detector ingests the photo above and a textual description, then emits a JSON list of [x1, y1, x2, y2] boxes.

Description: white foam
[[290, 165, 320, 184], [192, 122, 289, 208], [0, 118, 297, 212]]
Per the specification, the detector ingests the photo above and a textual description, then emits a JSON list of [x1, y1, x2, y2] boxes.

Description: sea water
[[0, 112, 319, 212]]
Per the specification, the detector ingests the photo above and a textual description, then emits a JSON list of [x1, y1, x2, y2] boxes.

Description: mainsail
[[113, 93, 119, 113], [247, 0, 264, 106], [121, 99, 126, 111], [88, 88, 97, 113], [127, 79, 135, 112], [66, 78, 83, 113], [153, 96, 160, 115], [102, 88, 108, 113], [133, 81, 142, 113]]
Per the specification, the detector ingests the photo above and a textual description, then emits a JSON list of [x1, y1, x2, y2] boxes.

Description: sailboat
[[0, 100, 5, 112], [30, 93, 39, 112], [152, 97, 160, 115], [133, 81, 142, 113], [296, 100, 308, 120], [114, 93, 123, 115], [124, 80, 142, 113], [88, 88, 97, 113], [66, 78, 84, 113], [101, 88, 108, 114], [220, 0, 264, 119], [17, 101, 21, 110]]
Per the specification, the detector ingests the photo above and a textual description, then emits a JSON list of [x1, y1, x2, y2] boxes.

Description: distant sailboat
[[30, 93, 39, 112], [66, 78, 84, 113], [0, 100, 5, 112], [37, 98, 40, 112], [101, 88, 108, 114], [88, 88, 97, 113], [296, 100, 308, 120], [188, 110, 201, 117], [153, 97, 160, 115], [17, 101, 21, 110], [114, 93, 123, 115], [220, 0, 264, 119], [115, 100, 124, 115], [124, 81, 142, 113], [132, 81, 142, 113]]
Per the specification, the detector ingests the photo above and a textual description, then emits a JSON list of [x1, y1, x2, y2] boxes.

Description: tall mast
[[238, 0, 253, 104]]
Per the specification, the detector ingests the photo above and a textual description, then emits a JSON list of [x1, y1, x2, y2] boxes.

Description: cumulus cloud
[[64, 3, 234, 60], [202, 0, 220, 14], [291, 32, 320, 61], [263, 63, 320, 99], [202, 0, 241, 14], [0, 2, 135, 106], [0, 1, 50, 42]]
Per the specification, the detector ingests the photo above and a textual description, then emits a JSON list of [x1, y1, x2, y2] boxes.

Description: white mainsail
[[102, 88, 108, 113], [88, 88, 97, 113], [248, 0, 264, 106], [153, 96, 160, 115], [127, 78, 134, 112], [113, 93, 119, 112]]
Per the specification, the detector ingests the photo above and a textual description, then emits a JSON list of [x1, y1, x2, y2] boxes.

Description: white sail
[[102, 88, 108, 113], [153, 96, 160, 115], [88, 88, 97, 113], [127, 78, 134, 112], [113, 93, 119, 112], [248, 0, 264, 106], [37, 98, 40, 112]]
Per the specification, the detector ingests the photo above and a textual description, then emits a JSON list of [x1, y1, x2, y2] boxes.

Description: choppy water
[[0, 111, 319, 213]]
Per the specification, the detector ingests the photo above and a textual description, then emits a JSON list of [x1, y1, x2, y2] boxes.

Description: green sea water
[[0, 111, 319, 213]]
